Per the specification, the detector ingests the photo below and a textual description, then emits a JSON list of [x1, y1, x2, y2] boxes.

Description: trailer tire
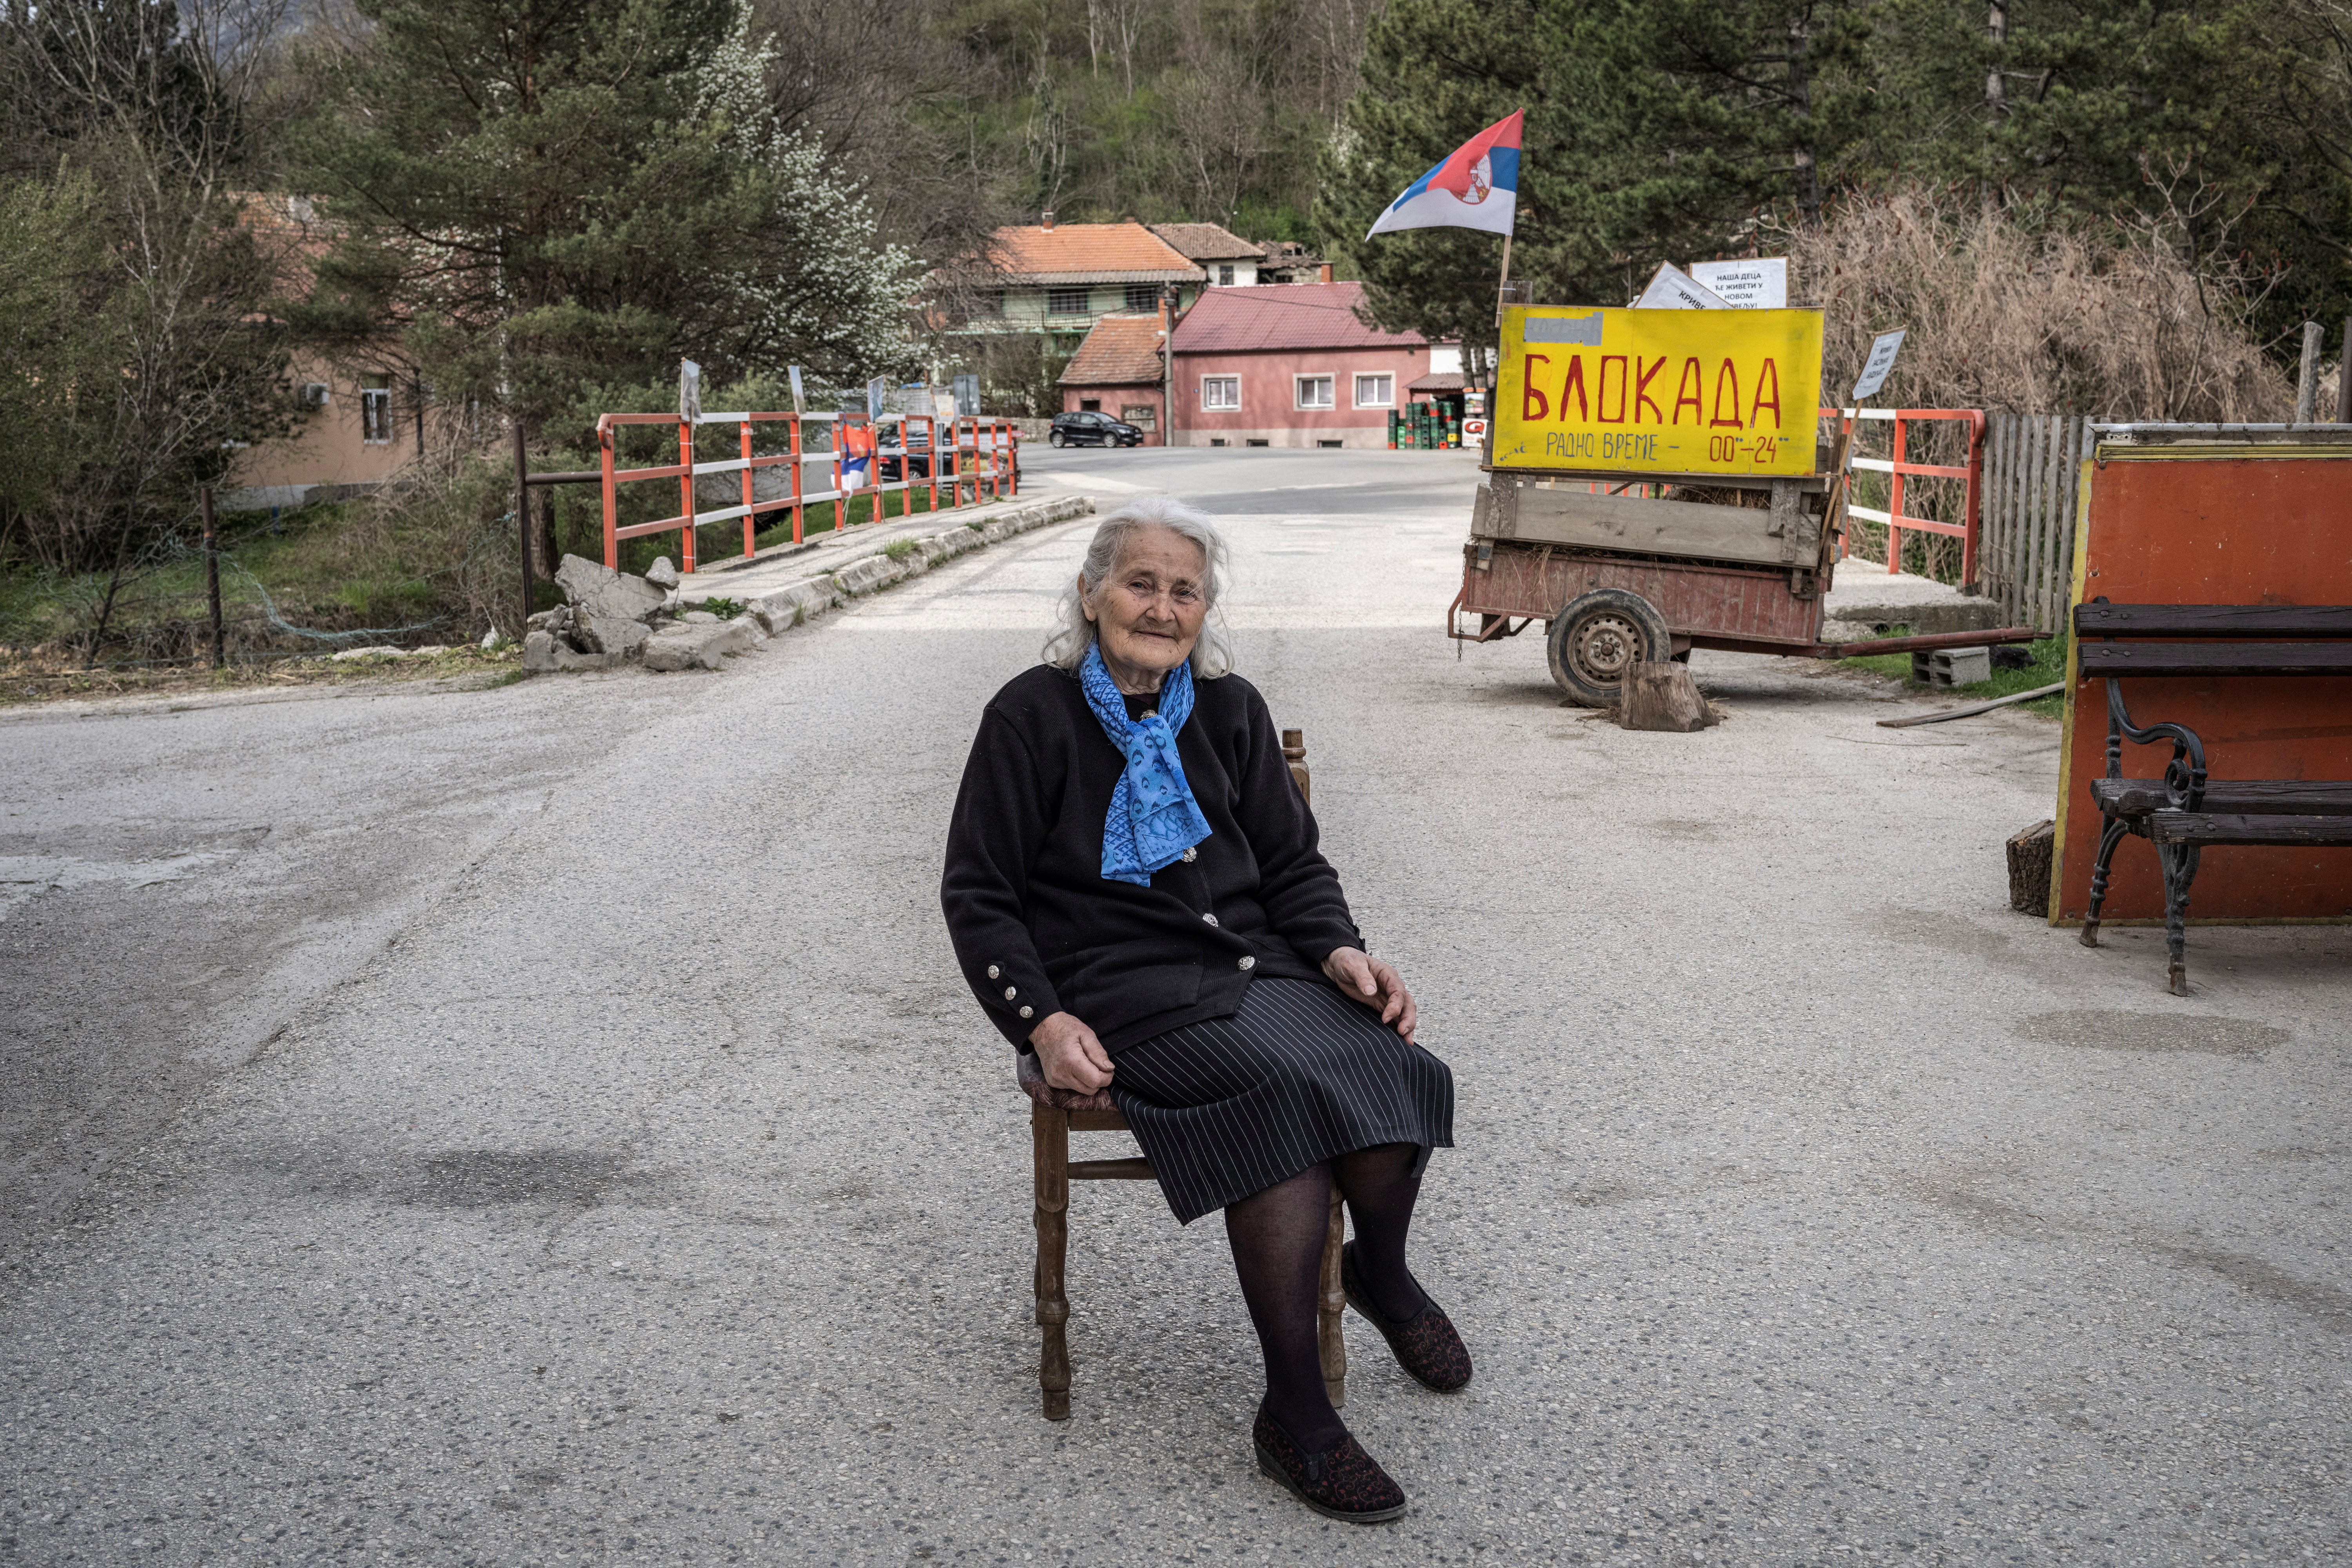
[[1546, 589, 1673, 707]]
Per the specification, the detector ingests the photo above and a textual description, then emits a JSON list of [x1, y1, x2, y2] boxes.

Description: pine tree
[[290, 0, 917, 443], [1319, 0, 1877, 354]]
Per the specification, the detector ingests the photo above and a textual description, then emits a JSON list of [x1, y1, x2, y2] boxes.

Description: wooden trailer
[[1457, 303, 2036, 704]]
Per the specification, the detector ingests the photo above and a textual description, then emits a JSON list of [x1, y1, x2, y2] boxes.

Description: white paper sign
[[1851, 328, 1907, 401], [1688, 258, 1787, 310], [787, 364, 805, 414], [678, 359, 702, 421], [1633, 261, 1733, 311]]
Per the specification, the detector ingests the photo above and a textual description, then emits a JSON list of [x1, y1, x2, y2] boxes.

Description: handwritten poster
[[1492, 305, 1826, 477]]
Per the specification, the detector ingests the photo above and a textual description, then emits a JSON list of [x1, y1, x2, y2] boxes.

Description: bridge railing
[[594, 410, 1018, 573], [1819, 407, 1985, 585]]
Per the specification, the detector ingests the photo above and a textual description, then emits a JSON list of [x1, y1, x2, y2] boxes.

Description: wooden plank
[[2058, 416, 2086, 628], [1472, 481, 1813, 569], [2076, 642, 2352, 677], [2094, 779, 2352, 815], [2148, 811, 2352, 846], [1994, 416, 2013, 621], [1771, 480, 1807, 565], [2074, 603, 2352, 637], [2020, 415, 2045, 630]]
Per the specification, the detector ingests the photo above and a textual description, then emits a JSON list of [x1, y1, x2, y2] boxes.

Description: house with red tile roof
[[972, 214, 1201, 345], [1169, 280, 1454, 449], [1147, 222, 1267, 287], [1058, 313, 1170, 443]]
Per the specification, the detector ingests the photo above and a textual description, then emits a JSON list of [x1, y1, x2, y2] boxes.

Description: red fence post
[[1962, 410, 1984, 588], [600, 420, 618, 570], [925, 415, 940, 513], [790, 414, 805, 544], [677, 415, 697, 575], [740, 417, 756, 560], [1887, 413, 1908, 576]]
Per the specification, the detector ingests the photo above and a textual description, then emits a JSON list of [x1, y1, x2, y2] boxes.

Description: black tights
[[1223, 1142, 1427, 1453]]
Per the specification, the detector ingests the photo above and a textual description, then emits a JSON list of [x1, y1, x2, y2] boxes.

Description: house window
[[360, 374, 392, 444], [1201, 376, 1240, 411], [1080, 398, 1102, 412], [1354, 373, 1395, 408], [1047, 287, 1089, 316], [1125, 284, 1158, 312], [1294, 375, 1334, 410], [1218, 265, 1235, 286], [984, 289, 1007, 316]]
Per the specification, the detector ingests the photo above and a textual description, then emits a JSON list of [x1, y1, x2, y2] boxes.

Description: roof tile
[[1147, 222, 1266, 262], [1169, 281, 1426, 354], [1059, 315, 1167, 386], [991, 222, 1200, 285]]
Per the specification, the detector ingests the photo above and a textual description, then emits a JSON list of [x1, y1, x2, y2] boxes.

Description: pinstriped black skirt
[[1108, 976, 1455, 1225]]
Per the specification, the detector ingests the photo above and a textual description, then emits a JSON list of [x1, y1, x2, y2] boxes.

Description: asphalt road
[[3, 445, 2346, 1566]]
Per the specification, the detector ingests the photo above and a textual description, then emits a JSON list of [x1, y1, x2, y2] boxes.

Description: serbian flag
[[1366, 111, 1521, 239]]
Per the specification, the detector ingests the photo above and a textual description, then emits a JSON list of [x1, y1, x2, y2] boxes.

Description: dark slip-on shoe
[[1341, 1241, 1474, 1393], [1251, 1410, 1408, 1524]]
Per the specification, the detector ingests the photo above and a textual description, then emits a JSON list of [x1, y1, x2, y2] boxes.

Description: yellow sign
[[1492, 305, 1824, 477]]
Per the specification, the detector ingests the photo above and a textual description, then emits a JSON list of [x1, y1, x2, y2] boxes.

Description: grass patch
[[1834, 627, 2070, 717]]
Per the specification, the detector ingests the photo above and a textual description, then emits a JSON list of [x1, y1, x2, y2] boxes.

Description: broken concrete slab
[[644, 556, 681, 590], [523, 633, 621, 672], [554, 554, 666, 621], [573, 611, 652, 657], [642, 617, 760, 672]]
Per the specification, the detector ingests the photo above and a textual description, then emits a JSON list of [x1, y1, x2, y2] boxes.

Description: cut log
[[1619, 661, 1717, 732], [2006, 818, 2054, 914]]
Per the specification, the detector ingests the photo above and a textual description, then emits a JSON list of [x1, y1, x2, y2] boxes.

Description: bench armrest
[[2102, 677, 2207, 810]]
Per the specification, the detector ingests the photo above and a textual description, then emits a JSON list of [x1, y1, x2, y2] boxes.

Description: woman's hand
[[1030, 1011, 1116, 1093], [1321, 947, 1417, 1042]]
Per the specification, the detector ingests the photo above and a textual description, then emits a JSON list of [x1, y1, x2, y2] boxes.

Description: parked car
[[1049, 411, 1143, 448], [878, 418, 1021, 485]]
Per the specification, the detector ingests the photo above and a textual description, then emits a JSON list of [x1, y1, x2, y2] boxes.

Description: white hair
[[1043, 496, 1235, 677]]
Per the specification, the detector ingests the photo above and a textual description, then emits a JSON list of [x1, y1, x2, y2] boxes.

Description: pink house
[[1168, 281, 1442, 449]]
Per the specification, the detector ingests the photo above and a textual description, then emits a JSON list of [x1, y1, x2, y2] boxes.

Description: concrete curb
[[741, 494, 1095, 637]]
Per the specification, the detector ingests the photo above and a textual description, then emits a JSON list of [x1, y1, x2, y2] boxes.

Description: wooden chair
[[1020, 729, 1347, 1421]]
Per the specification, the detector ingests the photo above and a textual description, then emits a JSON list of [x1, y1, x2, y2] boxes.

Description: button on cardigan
[[941, 663, 1364, 1053]]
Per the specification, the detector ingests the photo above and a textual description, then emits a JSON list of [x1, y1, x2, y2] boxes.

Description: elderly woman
[[940, 497, 1466, 1523]]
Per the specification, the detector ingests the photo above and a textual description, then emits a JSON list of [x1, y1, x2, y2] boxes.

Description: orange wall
[[2053, 451, 2352, 922]]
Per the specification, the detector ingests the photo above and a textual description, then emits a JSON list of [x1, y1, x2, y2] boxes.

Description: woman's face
[[1082, 525, 1210, 692]]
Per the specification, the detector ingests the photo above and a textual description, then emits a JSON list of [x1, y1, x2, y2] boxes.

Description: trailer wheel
[[1546, 589, 1673, 706]]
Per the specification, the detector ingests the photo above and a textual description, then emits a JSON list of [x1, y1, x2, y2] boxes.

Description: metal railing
[[1819, 407, 1985, 583], [593, 410, 1018, 573]]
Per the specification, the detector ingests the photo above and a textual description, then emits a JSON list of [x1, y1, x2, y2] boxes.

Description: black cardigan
[[940, 663, 1364, 1053]]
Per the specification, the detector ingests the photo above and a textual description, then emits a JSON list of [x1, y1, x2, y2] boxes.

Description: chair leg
[[1032, 1103, 1071, 1421], [1317, 1184, 1347, 1411], [2161, 843, 2201, 996], [2080, 816, 2130, 947]]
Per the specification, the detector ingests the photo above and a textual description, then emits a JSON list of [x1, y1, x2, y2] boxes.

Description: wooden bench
[[2074, 600, 2352, 992]]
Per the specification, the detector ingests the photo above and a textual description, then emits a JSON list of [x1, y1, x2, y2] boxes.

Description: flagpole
[[1495, 233, 1513, 327]]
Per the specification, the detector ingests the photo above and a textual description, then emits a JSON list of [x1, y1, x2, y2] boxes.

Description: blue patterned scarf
[[1080, 643, 1213, 885]]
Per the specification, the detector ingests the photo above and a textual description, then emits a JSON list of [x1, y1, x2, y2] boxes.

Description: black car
[[1049, 410, 1143, 448]]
